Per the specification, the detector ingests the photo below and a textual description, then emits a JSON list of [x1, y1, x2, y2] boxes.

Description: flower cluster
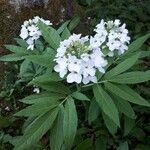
[[54, 34, 108, 84], [19, 17, 130, 84], [20, 16, 52, 50], [91, 19, 130, 56], [54, 19, 130, 84]]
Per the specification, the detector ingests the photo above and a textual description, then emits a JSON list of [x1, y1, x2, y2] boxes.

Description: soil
[[0, 0, 88, 88]]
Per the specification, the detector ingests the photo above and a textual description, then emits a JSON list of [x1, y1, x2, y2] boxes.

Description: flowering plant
[[0, 16, 150, 150]]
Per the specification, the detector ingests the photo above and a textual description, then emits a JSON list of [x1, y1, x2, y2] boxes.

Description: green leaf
[[14, 38, 28, 48], [68, 15, 80, 31], [19, 61, 41, 80], [112, 95, 136, 119], [50, 106, 64, 150], [109, 71, 150, 84], [88, 99, 100, 124], [105, 82, 150, 107], [93, 85, 120, 126], [15, 100, 59, 117], [131, 127, 145, 141], [35, 39, 44, 52], [38, 21, 61, 49], [128, 33, 150, 53], [95, 136, 107, 150], [20, 60, 30, 77], [57, 20, 70, 34], [140, 50, 150, 58], [124, 116, 135, 136], [104, 53, 140, 79], [135, 144, 150, 150], [0, 54, 24, 61], [72, 91, 90, 101], [74, 138, 94, 150], [33, 82, 70, 95], [63, 97, 78, 149], [14, 108, 59, 150], [44, 47, 56, 56], [23, 55, 54, 68], [29, 73, 62, 85], [0, 116, 12, 128], [20, 92, 65, 104], [61, 28, 71, 40], [102, 113, 118, 135], [117, 141, 129, 150], [5, 45, 30, 55]]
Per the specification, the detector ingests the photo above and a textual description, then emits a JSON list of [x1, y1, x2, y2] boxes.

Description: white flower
[[54, 34, 107, 84], [23, 21, 29, 27], [54, 64, 68, 78], [92, 19, 130, 56], [114, 19, 121, 26], [68, 56, 81, 73], [54, 56, 68, 78], [54, 19, 130, 84], [20, 26, 28, 40], [67, 72, 82, 83], [82, 61, 95, 78], [82, 76, 97, 84], [20, 16, 52, 50], [33, 87, 40, 94], [28, 25, 41, 37], [90, 36, 102, 49], [26, 38, 34, 50]]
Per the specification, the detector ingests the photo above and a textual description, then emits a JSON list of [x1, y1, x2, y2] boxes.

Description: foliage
[[0, 16, 150, 150], [76, 0, 150, 37]]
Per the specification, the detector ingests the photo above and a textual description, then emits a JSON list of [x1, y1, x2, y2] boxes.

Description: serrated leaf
[[110, 71, 150, 84], [63, 97, 78, 149], [104, 53, 140, 79], [38, 21, 61, 49], [50, 106, 64, 150], [93, 85, 120, 126], [102, 113, 118, 135], [105, 82, 150, 107], [14, 108, 59, 150], [72, 91, 90, 101], [0, 54, 24, 61]]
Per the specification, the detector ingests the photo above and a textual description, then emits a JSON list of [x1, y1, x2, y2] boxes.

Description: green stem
[[82, 80, 108, 88], [76, 83, 80, 91], [59, 96, 68, 106]]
